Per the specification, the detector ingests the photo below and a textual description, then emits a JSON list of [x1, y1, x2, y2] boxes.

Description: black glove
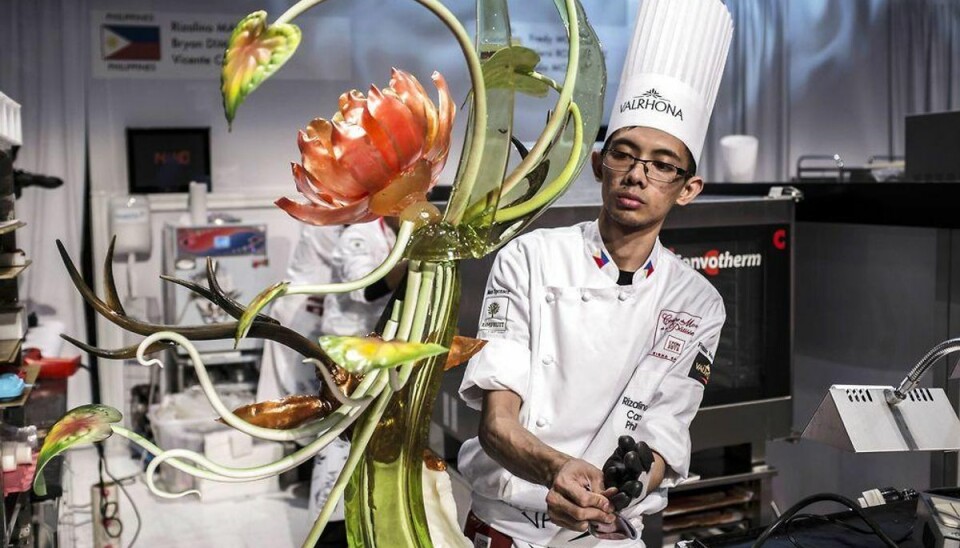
[[602, 435, 655, 511]]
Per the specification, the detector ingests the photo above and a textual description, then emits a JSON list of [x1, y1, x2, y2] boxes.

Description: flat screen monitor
[[127, 127, 211, 194]]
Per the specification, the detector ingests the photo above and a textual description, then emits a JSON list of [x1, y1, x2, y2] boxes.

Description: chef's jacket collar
[[582, 220, 660, 284]]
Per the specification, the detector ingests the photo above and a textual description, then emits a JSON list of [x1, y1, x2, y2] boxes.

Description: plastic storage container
[[148, 388, 282, 501], [0, 93, 21, 149]]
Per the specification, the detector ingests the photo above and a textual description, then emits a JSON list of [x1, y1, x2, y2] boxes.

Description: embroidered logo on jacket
[[659, 310, 701, 335], [689, 344, 713, 386], [479, 296, 509, 332], [649, 310, 702, 362]]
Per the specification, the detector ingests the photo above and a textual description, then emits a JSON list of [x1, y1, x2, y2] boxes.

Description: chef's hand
[[545, 457, 617, 532]]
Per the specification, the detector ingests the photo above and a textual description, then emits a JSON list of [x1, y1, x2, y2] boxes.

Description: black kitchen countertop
[[702, 181, 960, 228], [433, 181, 960, 229], [689, 498, 920, 547]]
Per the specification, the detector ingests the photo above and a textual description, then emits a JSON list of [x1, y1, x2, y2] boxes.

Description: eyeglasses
[[601, 149, 689, 184]]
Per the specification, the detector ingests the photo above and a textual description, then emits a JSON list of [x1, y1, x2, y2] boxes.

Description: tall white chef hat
[[607, 0, 734, 167]]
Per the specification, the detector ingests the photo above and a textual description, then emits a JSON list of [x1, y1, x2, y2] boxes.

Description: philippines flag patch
[[593, 250, 610, 269], [101, 25, 161, 61], [643, 259, 655, 278]]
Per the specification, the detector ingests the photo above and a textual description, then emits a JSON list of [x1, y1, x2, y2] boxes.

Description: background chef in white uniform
[[321, 217, 405, 338], [315, 216, 405, 547], [256, 219, 403, 547], [257, 224, 344, 403], [458, 0, 733, 546]]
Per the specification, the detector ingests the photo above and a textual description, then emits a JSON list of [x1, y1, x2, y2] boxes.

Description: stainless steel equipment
[[161, 223, 272, 391], [803, 338, 960, 453], [803, 385, 960, 453], [916, 489, 960, 547]]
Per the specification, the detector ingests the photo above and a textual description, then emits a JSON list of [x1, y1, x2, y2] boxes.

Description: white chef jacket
[[257, 224, 344, 401], [458, 220, 725, 547], [254, 224, 355, 522], [309, 219, 396, 521], [321, 219, 397, 336]]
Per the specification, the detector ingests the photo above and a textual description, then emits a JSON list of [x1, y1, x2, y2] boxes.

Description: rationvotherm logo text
[[675, 249, 762, 276], [618, 88, 684, 120]]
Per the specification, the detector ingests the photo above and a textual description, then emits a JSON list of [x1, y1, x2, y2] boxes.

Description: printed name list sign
[[92, 11, 351, 81]]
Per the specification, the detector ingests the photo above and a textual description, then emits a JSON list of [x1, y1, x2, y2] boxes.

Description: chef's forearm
[[648, 452, 666, 491], [479, 389, 569, 488]]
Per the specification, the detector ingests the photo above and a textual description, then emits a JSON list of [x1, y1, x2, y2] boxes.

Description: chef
[[458, 0, 733, 546], [321, 217, 405, 338], [257, 219, 403, 547], [313, 216, 406, 546], [255, 224, 349, 547], [257, 224, 344, 403]]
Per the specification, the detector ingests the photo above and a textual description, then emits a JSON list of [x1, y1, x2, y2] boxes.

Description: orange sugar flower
[[276, 68, 455, 225]]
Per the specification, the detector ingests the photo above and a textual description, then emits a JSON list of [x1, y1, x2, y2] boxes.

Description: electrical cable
[[789, 513, 915, 543], [94, 444, 142, 548], [751, 493, 898, 548], [783, 513, 849, 548], [95, 446, 121, 540], [785, 529, 807, 548], [784, 512, 916, 547], [788, 513, 874, 535], [100, 461, 141, 548]]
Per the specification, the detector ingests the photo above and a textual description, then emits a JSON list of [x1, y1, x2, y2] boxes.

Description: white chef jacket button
[[541, 355, 555, 366], [618, 292, 629, 301], [545, 293, 555, 304], [581, 292, 591, 302], [536, 417, 548, 428]]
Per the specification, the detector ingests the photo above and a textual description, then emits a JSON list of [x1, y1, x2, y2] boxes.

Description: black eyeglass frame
[[601, 148, 692, 183]]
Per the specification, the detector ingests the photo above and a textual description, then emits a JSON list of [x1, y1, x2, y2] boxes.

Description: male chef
[[458, 0, 734, 545]]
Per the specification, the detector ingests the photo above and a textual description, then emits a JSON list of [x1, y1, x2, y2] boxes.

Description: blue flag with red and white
[[101, 25, 161, 61]]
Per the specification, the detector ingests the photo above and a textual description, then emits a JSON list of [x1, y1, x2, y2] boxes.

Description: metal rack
[[646, 467, 777, 547], [0, 92, 42, 548], [795, 154, 906, 183], [795, 154, 846, 182]]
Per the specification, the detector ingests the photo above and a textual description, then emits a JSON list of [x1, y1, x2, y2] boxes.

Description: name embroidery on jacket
[[620, 396, 649, 432]]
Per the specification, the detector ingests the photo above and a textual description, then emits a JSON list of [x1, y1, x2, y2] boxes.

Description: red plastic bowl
[[26, 355, 80, 379]]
